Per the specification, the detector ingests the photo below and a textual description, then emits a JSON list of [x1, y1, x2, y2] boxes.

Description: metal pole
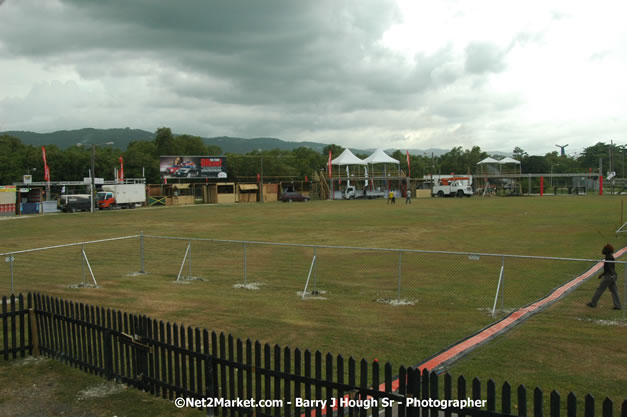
[[91, 144, 96, 213], [140, 231, 145, 274], [9, 255, 14, 294], [82, 248, 98, 286], [397, 252, 402, 301], [313, 247, 318, 293], [188, 240, 192, 279], [492, 257, 505, 318], [500, 257, 505, 312], [176, 243, 191, 282], [302, 255, 318, 300], [243, 243, 247, 285], [81, 245, 86, 285]]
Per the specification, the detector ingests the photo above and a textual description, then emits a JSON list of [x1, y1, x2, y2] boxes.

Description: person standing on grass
[[587, 243, 623, 310], [405, 189, 412, 204], [388, 190, 394, 204]]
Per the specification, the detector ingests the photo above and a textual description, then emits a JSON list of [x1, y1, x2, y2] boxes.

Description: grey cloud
[[464, 42, 506, 74]]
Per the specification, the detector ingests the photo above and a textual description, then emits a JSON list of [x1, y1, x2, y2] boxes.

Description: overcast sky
[[1, 0, 625, 155]]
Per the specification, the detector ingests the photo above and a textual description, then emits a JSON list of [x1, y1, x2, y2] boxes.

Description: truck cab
[[96, 191, 115, 209]]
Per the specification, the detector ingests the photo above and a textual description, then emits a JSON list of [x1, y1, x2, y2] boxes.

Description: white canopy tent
[[331, 149, 367, 166], [476, 157, 500, 165], [477, 157, 501, 175], [363, 148, 400, 165], [330, 149, 366, 193], [498, 157, 521, 165], [363, 148, 401, 191]]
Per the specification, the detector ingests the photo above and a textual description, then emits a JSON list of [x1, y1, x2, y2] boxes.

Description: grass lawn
[[0, 356, 204, 417], [0, 195, 625, 408]]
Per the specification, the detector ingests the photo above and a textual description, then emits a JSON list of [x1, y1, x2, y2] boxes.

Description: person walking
[[587, 244, 623, 310], [388, 190, 395, 204]]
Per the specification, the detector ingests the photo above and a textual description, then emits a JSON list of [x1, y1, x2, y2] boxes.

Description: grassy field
[[0, 195, 625, 407], [0, 356, 203, 417]]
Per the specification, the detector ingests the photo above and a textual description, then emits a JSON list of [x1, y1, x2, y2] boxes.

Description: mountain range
[[1, 128, 507, 157]]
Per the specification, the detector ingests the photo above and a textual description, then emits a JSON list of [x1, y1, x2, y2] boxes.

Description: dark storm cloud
[[0, 0, 549, 151]]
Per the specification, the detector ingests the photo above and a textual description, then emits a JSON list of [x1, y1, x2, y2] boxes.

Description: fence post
[[243, 242, 247, 285], [8, 255, 14, 294], [398, 252, 402, 301], [188, 240, 192, 279], [492, 257, 505, 318], [140, 231, 145, 274], [103, 329, 113, 380], [313, 247, 318, 293], [500, 257, 505, 312], [81, 245, 86, 285]]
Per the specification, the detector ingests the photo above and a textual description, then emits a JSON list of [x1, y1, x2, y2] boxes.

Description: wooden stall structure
[[261, 183, 279, 202], [146, 185, 166, 207], [206, 182, 236, 204], [238, 184, 258, 203]]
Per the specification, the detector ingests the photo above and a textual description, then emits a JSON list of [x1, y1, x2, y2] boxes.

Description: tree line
[[0, 127, 622, 185]]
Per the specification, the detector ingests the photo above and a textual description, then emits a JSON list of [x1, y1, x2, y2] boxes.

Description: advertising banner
[[160, 156, 227, 179]]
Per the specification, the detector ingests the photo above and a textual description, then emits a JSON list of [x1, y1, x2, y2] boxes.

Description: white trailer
[[97, 184, 146, 209]]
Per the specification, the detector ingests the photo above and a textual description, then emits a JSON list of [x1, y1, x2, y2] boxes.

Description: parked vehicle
[[343, 186, 387, 200], [58, 194, 92, 213], [97, 184, 146, 209], [432, 177, 473, 197], [172, 166, 198, 178], [280, 191, 310, 202]]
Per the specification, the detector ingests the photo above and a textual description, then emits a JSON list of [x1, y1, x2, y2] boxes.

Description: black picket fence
[[1, 293, 626, 417]]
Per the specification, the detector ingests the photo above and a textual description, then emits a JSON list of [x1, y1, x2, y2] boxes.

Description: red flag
[[406, 151, 411, 178], [118, 156, 124, 181], [328, 150, 332, 178], [41, 146, 50, 182]]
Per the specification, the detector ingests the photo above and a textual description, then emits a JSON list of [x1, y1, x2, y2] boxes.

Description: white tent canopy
[[498, 157, 521, 164], [331, 149, 366, 166], [477, 157, 499, 165], [363, 148, 400, 164]]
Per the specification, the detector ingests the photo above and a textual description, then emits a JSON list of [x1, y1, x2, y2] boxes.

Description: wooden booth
[[238, 184, 258, 203], [206, 183, 236, 204]]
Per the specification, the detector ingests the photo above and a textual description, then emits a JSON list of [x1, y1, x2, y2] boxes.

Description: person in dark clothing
[[587, 244, 622, 310]]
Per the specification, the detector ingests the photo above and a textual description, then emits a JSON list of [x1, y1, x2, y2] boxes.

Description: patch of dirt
[[77, 382, 127, 400], [576, 317, 627, 327], [297, 290, 328, 300], [375, 298, 417, 306], [68, 283, 100, 289], [233, 282, 264, 290]]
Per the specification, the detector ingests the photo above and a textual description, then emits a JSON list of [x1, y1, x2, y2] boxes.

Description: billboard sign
[[160, 156, 227, 179]]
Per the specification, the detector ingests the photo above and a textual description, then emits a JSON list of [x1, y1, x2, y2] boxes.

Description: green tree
[[322, 144, 344, 158], [512, 147, 528, 161], [154, 127, 176, 156], [124, 140, 160, 183], [0, 134, 27, 184]]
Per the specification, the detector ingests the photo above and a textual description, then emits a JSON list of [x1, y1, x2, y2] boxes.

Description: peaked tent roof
[[363, 148, 400, 164], [498, 157, 521, 164], [477, 157, 500, 165], [331, 148, 366, 165]]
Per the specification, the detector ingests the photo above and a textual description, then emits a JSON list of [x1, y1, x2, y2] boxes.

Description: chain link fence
[[1, 234, 625, 321]]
